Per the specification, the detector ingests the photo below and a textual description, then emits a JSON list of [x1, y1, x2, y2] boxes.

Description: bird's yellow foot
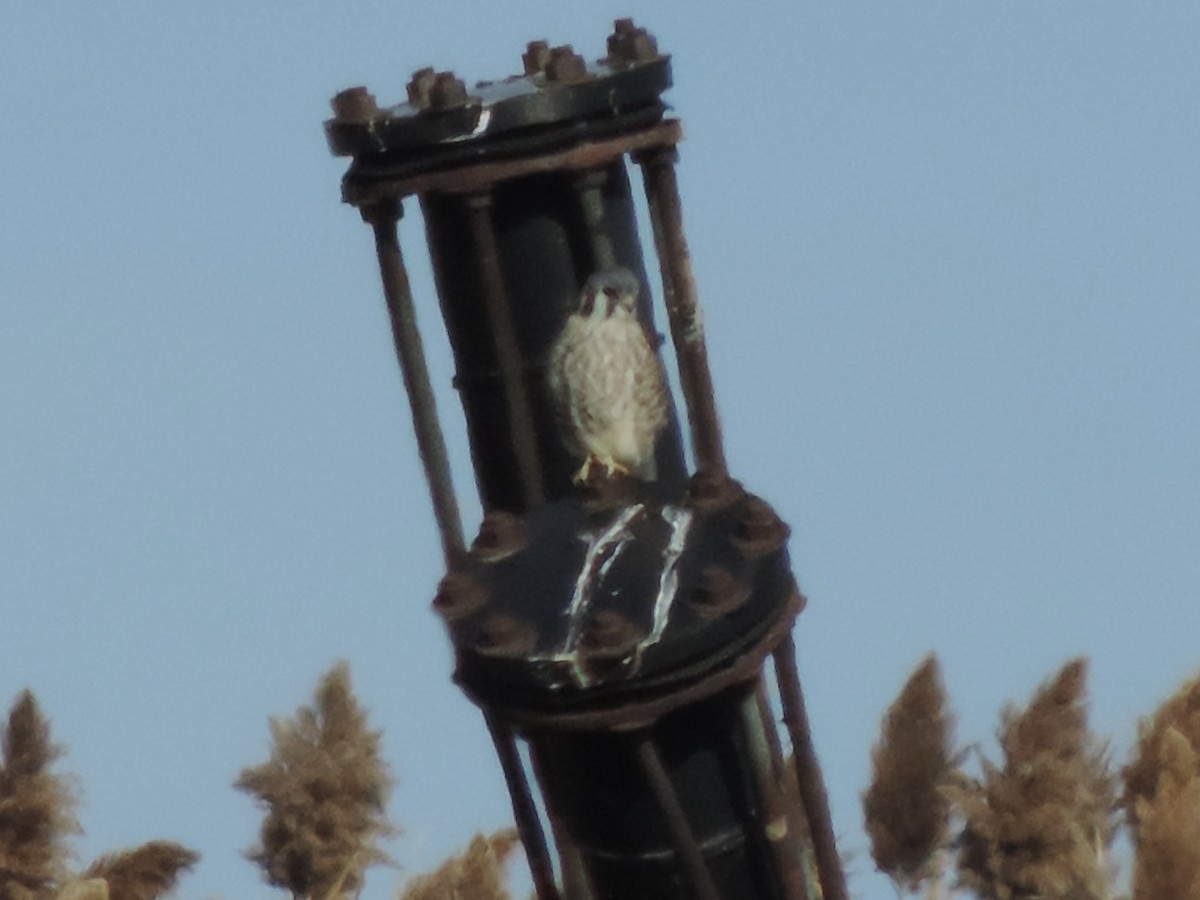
[[572, 455, 631, 484]]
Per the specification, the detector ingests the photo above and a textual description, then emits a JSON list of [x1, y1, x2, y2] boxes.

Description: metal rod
[[773, 634, 849, 900], [464, 192, 547, 509], [364, 200, 465, 565], [575, 169, 618, 272], [634, 146, 727, 474], [740, 688, 811, 900], [486, 714, 563, 900], [633, 737, 723, 900]]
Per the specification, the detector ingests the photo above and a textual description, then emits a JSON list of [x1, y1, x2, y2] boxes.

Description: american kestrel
[[547, 268, 670, 482]]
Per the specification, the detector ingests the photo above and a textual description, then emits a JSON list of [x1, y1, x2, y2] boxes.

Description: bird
[[547, 268, 670, 483]]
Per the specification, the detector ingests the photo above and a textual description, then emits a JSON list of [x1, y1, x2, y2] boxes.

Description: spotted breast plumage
[[547, 268, 669, 482]]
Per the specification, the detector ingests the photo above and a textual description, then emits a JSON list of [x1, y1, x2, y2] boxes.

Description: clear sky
[[3, 3, 1198, 898]]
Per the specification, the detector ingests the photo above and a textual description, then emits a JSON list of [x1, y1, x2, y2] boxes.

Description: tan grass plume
[[947, 659, 1116, 900], [863, 654, 954, 892], [0, 690, 78, 900], [236, 662, 395, 900], [81, 841, 198, 900], [398, 830, 520, 900]]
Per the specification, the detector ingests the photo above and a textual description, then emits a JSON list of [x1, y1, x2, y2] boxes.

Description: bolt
[[470, 511, 528, 563], [545, 45, 589, 84], [475, 614, 537, 658], [406, 66, 436, 108], [431, 571, 488, 622], [578, 610, 645, 659], [430, 71, 468, 108], [330, 86, 379, 121], [606, 18, 659, 65], [686, 467, 745, 512], [732, 496, 791, 558], [523, 39, 551, 76], [690, 566, 751, 618]]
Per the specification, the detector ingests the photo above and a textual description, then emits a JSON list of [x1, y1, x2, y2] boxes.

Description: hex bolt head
[[475, 614, 537, 658], [430, 71, 468, 108], [432, 571, 488, 622], [686, 467, 745, 512], [523, 39, 551, 76], [690, 566, 751, 619], [545, 45, 589, 84], [606, 18, 659, 65], [470, 511, 528, 563], [406, 67, 436, 108], [578, 610, 645, 660], [733, 496, 791, 558], [330, 86, 379, 121]]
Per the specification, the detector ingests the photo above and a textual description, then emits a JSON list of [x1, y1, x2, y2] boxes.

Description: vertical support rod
[[633, 737, 723, 900], [774, 634, 849, 900], [464, 192, 547, 509], [486, 714, 563, 900], [575, 169, 618, 272], [365, 199, 464, 565], [740, 689, 811, 900], [634, 146, 727, 474]]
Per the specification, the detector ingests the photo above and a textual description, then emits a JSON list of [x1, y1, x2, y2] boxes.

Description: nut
[[690, 566, 751, 618], [545, 45, 589, 84], [578, 610, 645, 659], [470, 511, 528, 563], [732, 496, 791, 558], [330, 86, 379, 121], [686, 467, 745, 512], [431, 571, 488, 622], [475, 614, 537, 658], [523, 40, 551, 76]]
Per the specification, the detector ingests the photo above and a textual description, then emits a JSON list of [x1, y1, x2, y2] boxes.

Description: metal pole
[[486, 715, 563, 900], [633, 737, 723, 900], [463, 192, 547, 509], [364, 199, 465, 565], [740, 689, 811, 900], [773, 635, 849, 900], [634, 146, 727, 474]]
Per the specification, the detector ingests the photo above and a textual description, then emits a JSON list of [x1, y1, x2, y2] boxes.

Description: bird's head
[[580, 268, 640, 319]]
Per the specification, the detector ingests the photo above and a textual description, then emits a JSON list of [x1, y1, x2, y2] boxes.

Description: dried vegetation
[[865, 655, 1200, 900]]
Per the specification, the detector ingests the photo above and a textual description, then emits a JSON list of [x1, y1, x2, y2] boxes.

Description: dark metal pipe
[[633, 737, 723, 900], [464, 192, 547, 509], [486, 714, 563, 900], [773, 636, 849, 900], [364, 200, 465, 565], [634, 147, 727, 474], [575, 169, 618, 273], [740, 690, 811, 900]]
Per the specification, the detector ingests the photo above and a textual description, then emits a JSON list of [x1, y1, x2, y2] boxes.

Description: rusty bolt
[[431, 571, 488, 622], [523, 39, 551, 76], [606, 18, 659, 65], [430, 71, 468, 108], [690, 566, 751, 619], [470, 510, 528, 563], [406, 66, 436, 108], [732, 496, 791, 558], [578, 610, 645, 660], [475, 613, 537, 658], [545, 45, 589, 84], [686, 467, 745, 512], [330, 86, 379, 121]]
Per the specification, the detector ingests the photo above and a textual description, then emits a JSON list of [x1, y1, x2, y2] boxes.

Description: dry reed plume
[[949, 659, 1116, 899], [862, 654, 953, 892], [0, 691, 197, 900], [398, 830, 520, 900], [237, 661, 395, 900], [1123, 674, 1200, 899], [0, 691, 78, 900]]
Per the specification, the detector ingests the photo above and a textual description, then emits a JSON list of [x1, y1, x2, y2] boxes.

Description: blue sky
[[3, 3, 1198, 897]]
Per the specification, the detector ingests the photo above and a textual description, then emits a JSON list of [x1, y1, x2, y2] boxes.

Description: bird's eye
[[602, 286, 620, 300]]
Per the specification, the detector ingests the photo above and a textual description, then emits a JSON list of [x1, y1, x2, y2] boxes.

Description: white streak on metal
[[562, 504, 644, 655], [461, 105, 493, 140], [639, 505, 693, 666]]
